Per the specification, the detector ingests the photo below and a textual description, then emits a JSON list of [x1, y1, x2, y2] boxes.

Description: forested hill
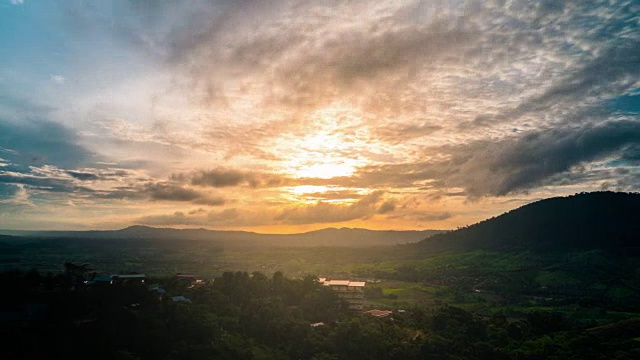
[[418, 192, 640, 254]]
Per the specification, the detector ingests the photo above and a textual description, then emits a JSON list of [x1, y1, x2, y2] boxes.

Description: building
[[364, 309, 393, 318], [318, 278, 366, 311], [175, 274, 196, 282]]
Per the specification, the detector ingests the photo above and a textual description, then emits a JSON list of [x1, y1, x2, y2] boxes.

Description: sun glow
[[272, 107, 374, 179], [293, 162, 355, 179], [289, 185, 332, 195]]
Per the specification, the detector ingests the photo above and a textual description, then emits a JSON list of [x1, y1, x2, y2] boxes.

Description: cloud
[[144, 182, 226, 206], [0, 147, 20, 156], [377, 201, 396, 214], [345, 120, 640, 197], [524, 40, 640, 113], [276, 190, 385, 224], [0, 163, 226, 207], [0, 170, 77, 193], [414, 212, 452, 222], [304, 190, 366, 201], [65, 170, 99, 181], [97, 0, 638, 171], [50, 75, 65, 84], [0, 119, 95, 169], [386, 210, 452, 223], [0, 184, 32, 206], [10, 0, 24, 5], [135, 192, 398, 227], [136, 211, 211, 227], [449, 120, 640, 196], [136, 208, 270, 228], [3, 0, 640, 230], [0, 183, 19, 200], [173, 168, 290, 188], [149, 0, 477, 118]]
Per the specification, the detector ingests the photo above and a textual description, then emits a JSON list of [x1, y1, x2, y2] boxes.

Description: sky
[[1, 0, 639, 233]]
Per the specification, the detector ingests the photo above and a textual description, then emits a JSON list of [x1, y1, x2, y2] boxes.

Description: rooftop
[[364, 309, 393, 318], [319, 279, 366, 287]]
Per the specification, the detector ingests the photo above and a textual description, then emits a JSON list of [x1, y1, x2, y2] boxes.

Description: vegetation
[[2, 192, 640, 358], [416, 191, 640, 254], [1, 268, 639, 359]]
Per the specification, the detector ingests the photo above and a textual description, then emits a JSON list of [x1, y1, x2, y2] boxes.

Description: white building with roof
[[319, 278, 366, 310]]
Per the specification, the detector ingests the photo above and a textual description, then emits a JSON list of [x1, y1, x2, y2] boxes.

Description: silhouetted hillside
[[0, 226, 444, 247], [419, 192, 640, 254]]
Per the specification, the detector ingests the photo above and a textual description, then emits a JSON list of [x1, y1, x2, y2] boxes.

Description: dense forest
[[417, 192, 640, 253], [1, 268, 639, 359]]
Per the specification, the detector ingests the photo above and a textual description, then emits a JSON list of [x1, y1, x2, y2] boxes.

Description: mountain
[[0, 226, 444, 247], [418, 191, 640, 254]]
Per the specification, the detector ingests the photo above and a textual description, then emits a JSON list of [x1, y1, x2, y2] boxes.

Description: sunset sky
[[1, 0, 639, 233]]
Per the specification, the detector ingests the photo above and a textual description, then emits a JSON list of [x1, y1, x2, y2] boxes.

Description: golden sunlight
[[293, 163, 355, 179], [289, 185, 332, 195]]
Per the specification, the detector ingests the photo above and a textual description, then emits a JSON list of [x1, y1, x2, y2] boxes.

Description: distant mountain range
[[3, 191, 639, 251], [0, 226, 444, 247], [418, 191, 640, 254]]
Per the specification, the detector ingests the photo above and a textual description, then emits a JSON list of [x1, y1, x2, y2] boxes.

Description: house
[[176, 274, 206, 288], [175, 274, 196, 282], [364, 309, 393, 318], [318, 278, 366, 311], [147, 283, 167, 294]]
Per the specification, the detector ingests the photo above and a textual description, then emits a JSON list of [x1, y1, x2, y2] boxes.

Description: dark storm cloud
[[0, 172, 77, 193], [459, 120, 640, 196], [65, 170, 100, 181], [349, 120, 640, 197], [174, 168, 290, 188], [622, 144, 640, 162], [144, 182, 226, 206]]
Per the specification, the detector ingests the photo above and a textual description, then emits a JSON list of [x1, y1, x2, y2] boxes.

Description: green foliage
[[2, 268, 639, 359], [3, 192, 640, 358]]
